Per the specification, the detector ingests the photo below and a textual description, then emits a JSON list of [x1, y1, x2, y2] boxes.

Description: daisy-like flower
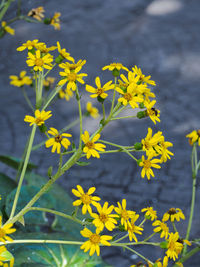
[[186, 130, 200, 146], [117, 71, 140, 89], [102, 63, 128, 72], [166, 232, 183, 261], [159, 139, 174, 163], [144, 100, 160, 124], [57, 42, 74, 62], [82, 131, 106, 159], [154, 257, 168, 267], [72, 185, 100, 214], [0, 216, 16, 243], [86, 102, 99, 118], [26, 50, 53, 72], [127, 214, 143, 242], [141, 207, 157, 221], [116, 83, 144, 109], [132, 66, 156, 86], [24, 109, 52, 126], [59, 88, 74, 101], [1, 21, 15, 35], [86, 77, 114, 100], [45, 127, 72, 154], [80, 227, 112, 256], [36, 43, 57, 53], [43, 77, 55, 88], [91, 202, 118, 231], [17, 40, 43, 51], [9, 71, 32, 87], [58, 68, 87, 91], [152, 220, 169, 239], [51, 12, 61, 30], [3, 258, 14, 267], [114, 199, 135, 230], [28, 6, 45, 21], [139, 155, 161, 180], [0, 246, 7, 265], [162, 208, 185, 222], [59, 59, 86, 72]]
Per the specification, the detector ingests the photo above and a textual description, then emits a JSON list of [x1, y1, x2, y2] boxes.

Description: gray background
[[0, 0, 200, 266]]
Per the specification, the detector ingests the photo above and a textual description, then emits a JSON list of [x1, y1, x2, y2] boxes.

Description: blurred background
[[0, 0, 200, 266]]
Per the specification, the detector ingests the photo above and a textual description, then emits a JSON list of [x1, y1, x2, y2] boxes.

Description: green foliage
[[0, 173, 16, 210], [0, 155, 37, 171]]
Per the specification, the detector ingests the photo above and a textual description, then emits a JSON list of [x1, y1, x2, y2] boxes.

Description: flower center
[[67, 73, 77, 82], [35, 58, 44, 66], [143, 141, 150, 150], [99, 213, 108, 223], [35, 117, 44, 125], [55, 135, 62, 143], [168, 208, 176, 215], [121, 210, 129, 220], [149, 108, 158, 116], [0, 228, 6, 238], [124, 93, 132, 101], [96, 88, 104, 96], [86, 141, 94, 149], [90, 233, 101, 244], [143, 159, 151, 169], [81, 193, 91, 204]]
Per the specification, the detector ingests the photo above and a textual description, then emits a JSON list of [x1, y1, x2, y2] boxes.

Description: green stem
[[42, 84, 63, 111], [123, 245, 153, 265], [111, 115, 137, 121], [76, 87, 82, 149], [44, 63, 56, 78], [21, 87, 34, 112], [143, 232, 156, 242], [17, 0, 21, 16], [109, 77, 117, 116], [172, 222, 178, 233], [139, 218, 146, 227], [1, 240, 83, 246], [102, 103, 105, 121], [173, 247, 200, 266], [9, 124, 37, 219], [112, 233, 129, 243], [0, 0, 14, 21]]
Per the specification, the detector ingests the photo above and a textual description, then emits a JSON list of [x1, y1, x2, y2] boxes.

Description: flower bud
[[137, 110, 147, 119], [112, 68, 120, 77], [134, 142, 142, 150], [43, 18, 51, 25]]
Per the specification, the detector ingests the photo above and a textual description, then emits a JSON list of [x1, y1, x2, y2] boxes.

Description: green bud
[[137, 80, 142, 85], [47, 166, 53, 178], [55, 54, 64, 64], [137, 110, 147, 119], [43, 18, 51, 25], [28, 47, 36, 54], [112, 68, 120, 77], [134, 142, 142, 150], [0, 29, 6, 38], [139, 102, 145, 109], [160, 241, 168, 249], [84, 111, 90, 117], [97, 95, 105, 103], [39, 123, 47, 133], [137, 158, 142, 166], [118, 224, 126, 232], [99, 118, 106, 127]]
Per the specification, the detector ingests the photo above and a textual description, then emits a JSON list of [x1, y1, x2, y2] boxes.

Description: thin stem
[[76, 87, 82, 149], [111, 115, 137, 121], [17, 0, 21, 16], [102, 103, 105, 121], [44, 63, 56, 78], [139, 218, 146, 227], [109, 77, 117, 116], [21, 87, 34, 112], [172, 222, 178, 233], [112, 105, 126, 118], [42, 85, 63, 111], [123, 245, 153, 265], [0, 0, 14, 21], [9, 124, 37, 219], [1, 240, 83, 246], [143, 232, 156, 242], [112, 233, 129, 243]]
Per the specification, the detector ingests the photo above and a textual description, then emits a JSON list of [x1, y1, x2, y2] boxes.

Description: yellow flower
[[80, 227, 112, 256], [0, 246, 7, 265], [43, 77, 55, 88], [186, 130, 200, 146], [127, 214, 143, 242], [0, 216, 16, 243], [132, 66, 156, 86], [141, 207, 157, 221], [1, 21, 15, 35], [36, 43, 57, 53], [102, 63, 128, 72], [114, 199, 135, 230], [86, 77, 114, 99], [166, 232, 183, 261], [82, 131, 106, 159], [162, 208, 185, 222], [72, 185, 100, 214], [154, 257, 168, 267], [152, 220, 169, 239], [27, 6, 45, 21], [3, 257, 14, 267], [51, 12, 61, 30], [59, 59, 86, 72], [59, 88, 74, 101], [24, 110, 52, 126], [117, 71, 140, 89], [17, 40, 43, 51], [26, 50, 53, 72], [45, 127, 71, 154], [86, 102, 99, 118], [58, 68, 87, 91], [159, 139, 174, 163], [139, 155, 161, 180], [57, 42, 74, 62], [91, 202, 118, 231], [144, 100, 160, 124], [9, 71, 32, 87]]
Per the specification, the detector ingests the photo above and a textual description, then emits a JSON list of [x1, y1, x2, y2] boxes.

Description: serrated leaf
[[0, 155, 37, 171], [76, 161, 91, 166]]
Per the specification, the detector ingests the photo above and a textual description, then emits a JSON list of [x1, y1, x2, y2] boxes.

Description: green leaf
[[0, 155, 37, 171], [76, 161, 91, 166], [0, 173, 16, 210]]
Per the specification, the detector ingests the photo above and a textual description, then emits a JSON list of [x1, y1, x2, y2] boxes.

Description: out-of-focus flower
[[9, 71, 32, 87], [28, 6, 45, 21], [1, 21, 15, 35]]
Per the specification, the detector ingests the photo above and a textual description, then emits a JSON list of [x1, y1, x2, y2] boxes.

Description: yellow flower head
[[162, 208, 185, 222], [86, 77, 114, 100], [59, 59, 86, 72], [3, 257, 14, 267], [26, 50, 53, 72], [36, 43, 57, 53], [57, 42, 74, 62], [24, 110, 52, 126], [154, 256, 168, 267], [82, 131, 106, 159], [59, 68, 87, 91], [0, 246, 7, 265], [80, 227, 112, 256], [51, 12, 61, 30], [91, 202, 118, 231], [141, 207, 157, 221], [117, 71, 140, 89], [159, 139, 174, 163], [127, 214, 143, 242], [59, 87, 74, 101], [72, 185, 100, 214], [9, 71, 32, 87], [0, 216, 16, 243], [43, 77, 55, 88], [186, 130, 200, 146], [166, 232, 183, 261], [45, 127, 72, 154], [114, 199, 135, 230], [152, 220, 169, 239], [86, 102, 99, 118], [144, 100, 160, 124], [132, 66, 156, 86], [139, 155, 161, 180], [17, 40, 44, 52], [27, 6, 45, 21], [102, 63, 128, 72], [1, 21, 15, 35]]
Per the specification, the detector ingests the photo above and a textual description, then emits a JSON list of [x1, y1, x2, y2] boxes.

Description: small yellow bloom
[[51, 12, 61, 30], [144, 100, 160, 124], [117, 71, 140, 89], [114, 199, 135, 230], [80, 227, 112, 256], [59, 59, 86, 72], [162, 208, 185, 222], [86, 77, 114, 99], [152, 220, 169, 239], [186, 130, 200, 146], [17, 40, 43, 51], [127, 214, 143, 242], [45, 127, 72, 154], [1, 21, 15, 35], [36, 43, 57, 53], [0, 216, 16, 243], [132, 66, 156, 86], [57, 42, 74, 62], [102, 63, 128, 72], [72, 185, 100, 214], [26, 50, 53, 72], [0, 246, 7, 265], [91, 202, 118, 231], [28, 6, 45, 21], [9, 71, 32, 87], [59, 68, 87, 91], [3, 257, 14, 267], [159, 139, 174, 163], [139, 155, 161, 180], [24, 110, 52, 126], [166, 232, 183, 261], [154, 256, 168, 267], [59, 88, 73, 101], [86, 102, 99, 118], [82, 131, 106, 159], [141, 207, 157, 221], [43, 77, 55, 88]]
